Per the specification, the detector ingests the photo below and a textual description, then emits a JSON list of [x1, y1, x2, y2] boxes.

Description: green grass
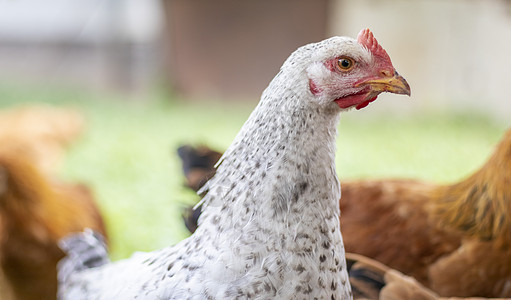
[[0, 82, 507, 260]]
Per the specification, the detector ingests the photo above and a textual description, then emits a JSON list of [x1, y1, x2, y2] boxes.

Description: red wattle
[[355, 96, 377, 110]]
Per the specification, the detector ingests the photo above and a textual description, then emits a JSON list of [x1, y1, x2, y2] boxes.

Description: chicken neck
[[193, 71, 350, 298]]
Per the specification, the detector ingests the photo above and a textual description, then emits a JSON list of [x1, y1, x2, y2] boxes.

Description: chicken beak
[[358, 71, 411, 99]]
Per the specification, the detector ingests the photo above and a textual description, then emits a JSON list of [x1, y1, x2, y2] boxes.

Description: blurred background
[[0, 0, 509, 259]]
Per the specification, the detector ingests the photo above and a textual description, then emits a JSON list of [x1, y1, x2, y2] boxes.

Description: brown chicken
[[177, 127, 511, 298], [0, 105, 85, 175], [0, 146, 107, 300], [342, 128, 511, 298], [0, 105, 104, 300]]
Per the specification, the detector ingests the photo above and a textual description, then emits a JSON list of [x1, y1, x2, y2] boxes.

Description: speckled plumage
[[58, 30, 409, 300]]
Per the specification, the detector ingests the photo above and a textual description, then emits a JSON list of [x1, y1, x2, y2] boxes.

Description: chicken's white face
[[304, 29, 410, 110]]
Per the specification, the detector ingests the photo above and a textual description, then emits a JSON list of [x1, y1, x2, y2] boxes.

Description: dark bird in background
[[177, 145, 222, 233], [177, 145, 222, 192], [177, 127, 511, 298], [177, 145, 221, 193]]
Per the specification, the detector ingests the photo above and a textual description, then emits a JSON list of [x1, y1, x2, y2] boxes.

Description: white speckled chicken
[[57, 29, 410, 300]]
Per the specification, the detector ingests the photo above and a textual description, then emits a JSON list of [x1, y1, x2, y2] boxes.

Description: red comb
[[357, 28, 391, 63]]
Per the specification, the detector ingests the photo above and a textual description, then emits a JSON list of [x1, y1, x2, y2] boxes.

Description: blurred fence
[[0, 0, 163, 93], [0, 0, 510, 120]]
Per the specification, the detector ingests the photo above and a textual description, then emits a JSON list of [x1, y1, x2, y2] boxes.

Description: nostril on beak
[[380, 70, 392, 77]]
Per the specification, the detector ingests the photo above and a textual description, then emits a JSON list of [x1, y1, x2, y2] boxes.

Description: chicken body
[[58, 29, 410, 299], [178, 129, 511, 297], [0, 147, 107, 300]]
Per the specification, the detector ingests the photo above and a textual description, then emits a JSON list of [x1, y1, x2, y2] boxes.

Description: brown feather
[[0, 105, 85, 175], [340, 179, 462, 284], [432, 130, 511, 244], [0, 106, 104, 300], [0, 147, 107, 300]]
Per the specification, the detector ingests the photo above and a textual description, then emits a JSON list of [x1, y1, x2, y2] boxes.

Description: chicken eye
[[337, 57, 354, 71]]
